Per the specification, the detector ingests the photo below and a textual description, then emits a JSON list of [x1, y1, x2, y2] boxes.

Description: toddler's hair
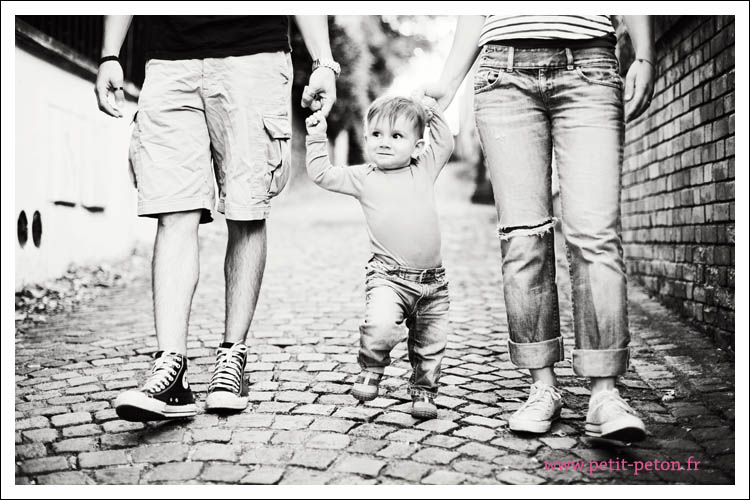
[[366, 96, 428, 137]]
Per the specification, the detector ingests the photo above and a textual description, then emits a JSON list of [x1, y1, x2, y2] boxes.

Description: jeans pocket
[[262, 114, 292, 197], [474, 65, 505, 94], [574, 62, 623, 89]]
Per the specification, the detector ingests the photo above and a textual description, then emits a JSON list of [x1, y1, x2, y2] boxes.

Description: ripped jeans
[[474, 44, 629, 377]]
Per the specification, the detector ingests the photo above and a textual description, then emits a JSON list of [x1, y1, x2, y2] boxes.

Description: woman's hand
[[624, 58, 656, 122]]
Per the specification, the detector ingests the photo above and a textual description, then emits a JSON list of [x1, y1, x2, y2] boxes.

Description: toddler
[[305, 95, 454, 419]]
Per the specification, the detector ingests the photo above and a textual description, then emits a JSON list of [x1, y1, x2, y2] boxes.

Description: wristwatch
[[312, 58, 341, 79]]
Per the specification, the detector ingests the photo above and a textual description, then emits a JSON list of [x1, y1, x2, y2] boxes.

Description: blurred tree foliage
[[291, 15, 432, 163]]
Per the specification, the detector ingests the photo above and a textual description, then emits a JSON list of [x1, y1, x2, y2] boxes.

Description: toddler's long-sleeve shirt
[[305, 109, 454, 269]]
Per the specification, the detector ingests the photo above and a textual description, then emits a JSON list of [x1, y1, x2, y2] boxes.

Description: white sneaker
[[508, 381, 563, 434], [585, 388, 646, 442]]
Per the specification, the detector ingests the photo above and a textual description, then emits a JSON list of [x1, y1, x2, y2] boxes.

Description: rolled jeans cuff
[[508, 337, 564, 369], [572, 348, 629, 377]]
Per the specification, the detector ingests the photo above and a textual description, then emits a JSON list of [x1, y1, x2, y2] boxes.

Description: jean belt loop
[[506, 46, 515, 72], [565, 47, 575, 70]]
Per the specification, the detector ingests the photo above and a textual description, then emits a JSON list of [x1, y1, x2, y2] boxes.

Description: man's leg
[[203, 51, 293, 412], [224, 219, 267, 343], [115, 210, 202, 422], [204, 219, 266, 411], [153, 210, 203, 353]]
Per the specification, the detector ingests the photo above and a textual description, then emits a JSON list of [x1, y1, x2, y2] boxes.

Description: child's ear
[[411, 139, 426, 158]]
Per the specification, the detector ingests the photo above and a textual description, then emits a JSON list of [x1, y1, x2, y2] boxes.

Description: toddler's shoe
[[115, 351, 197, 422], [585, 388, 646, 442], [508, 380, 563, 434], [205, 342, 249, 412], [411, 393, 438, 420], [351, 370, 382, 401]]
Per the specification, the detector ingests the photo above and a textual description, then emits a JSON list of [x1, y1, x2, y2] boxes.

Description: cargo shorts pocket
[[128, 111, 140, 189], [262, 114, 292, 197]]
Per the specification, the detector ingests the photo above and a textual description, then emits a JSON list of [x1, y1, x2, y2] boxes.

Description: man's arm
[[421, 16, 485, 112], [95, 15, 133, 118], [295, 16, 337, 116], [622, 16, 656, 122]]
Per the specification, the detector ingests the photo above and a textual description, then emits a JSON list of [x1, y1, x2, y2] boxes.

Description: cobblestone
[[16, 416, 50, 430], [144, 463, 203, 482], [23, 429, 58, 443], [383, 460, 432, 481], [61, 424, 102, 438], [36, 471, 94, 485], [53, 437, 99, 454], [15, 443, 47, 460], [200, 464, 248, 483], [306, 433, 351, 450], [132, 443, 188, 463], [240, 446, 294, 465], [333, 455, 385, 477], [422, 470, 467, 485], [239, 466, 285, 484], [290, 449, 338, 469], [412, 447, 459, 465], [13, 174, 736, 486], [51, 412, 92, 428], [19, 457, 70, 475], [78, 450, 129, 469], [191, 443, 240, 462]]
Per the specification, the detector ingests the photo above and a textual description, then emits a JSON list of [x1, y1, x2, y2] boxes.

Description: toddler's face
[[364, 115, 424, 170]]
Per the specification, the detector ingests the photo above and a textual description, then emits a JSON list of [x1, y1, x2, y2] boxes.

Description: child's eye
[[392, 134, 402, 139], [372, 131, 381, 137]]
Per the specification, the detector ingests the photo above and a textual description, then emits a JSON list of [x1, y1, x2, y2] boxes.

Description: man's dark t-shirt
[[142, 15, 290, 60]]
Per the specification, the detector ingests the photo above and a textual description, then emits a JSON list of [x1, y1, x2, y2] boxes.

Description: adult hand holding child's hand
[[305, 110, 327, 135]]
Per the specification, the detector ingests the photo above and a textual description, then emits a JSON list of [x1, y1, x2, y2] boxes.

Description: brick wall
[[621, 15, 735, 349]]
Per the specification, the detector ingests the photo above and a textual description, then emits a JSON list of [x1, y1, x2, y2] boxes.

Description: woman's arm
[[425, 15, 486, 111], [622, 15, 656, 122]]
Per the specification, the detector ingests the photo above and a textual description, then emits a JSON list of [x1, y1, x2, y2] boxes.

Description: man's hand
[[301, 67, 337, 117], [95, 60, 125, 118], [624, 59, 656, 122], [305, 110, 328, 136]]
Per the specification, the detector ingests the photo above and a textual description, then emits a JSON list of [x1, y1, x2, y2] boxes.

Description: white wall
[[15, 46, 153, 290]]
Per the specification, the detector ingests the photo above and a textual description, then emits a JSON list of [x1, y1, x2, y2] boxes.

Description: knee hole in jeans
[[497, 217, 558, 241]]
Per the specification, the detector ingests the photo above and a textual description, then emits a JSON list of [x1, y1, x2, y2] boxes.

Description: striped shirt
[[478, 15, 615, 46]]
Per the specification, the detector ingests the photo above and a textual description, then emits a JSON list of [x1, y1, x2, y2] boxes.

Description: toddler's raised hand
[[305, 110, 327, 135]]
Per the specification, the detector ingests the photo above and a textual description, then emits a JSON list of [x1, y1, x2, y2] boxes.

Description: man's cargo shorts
[[128, 51, 293, 223]]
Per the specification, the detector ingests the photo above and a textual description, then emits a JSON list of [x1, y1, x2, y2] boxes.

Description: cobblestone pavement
[[14, 167, 736, 485]]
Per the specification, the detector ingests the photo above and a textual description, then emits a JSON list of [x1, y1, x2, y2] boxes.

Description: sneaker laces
[[142, 352, 183, 394], [590, 389, 637, 417], [208, 343, 247, 393], [516, 381, 561, 416]]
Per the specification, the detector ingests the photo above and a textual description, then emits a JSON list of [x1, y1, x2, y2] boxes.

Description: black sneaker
[[114, 351, 197, 421], [205, 342, 249, 412]]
